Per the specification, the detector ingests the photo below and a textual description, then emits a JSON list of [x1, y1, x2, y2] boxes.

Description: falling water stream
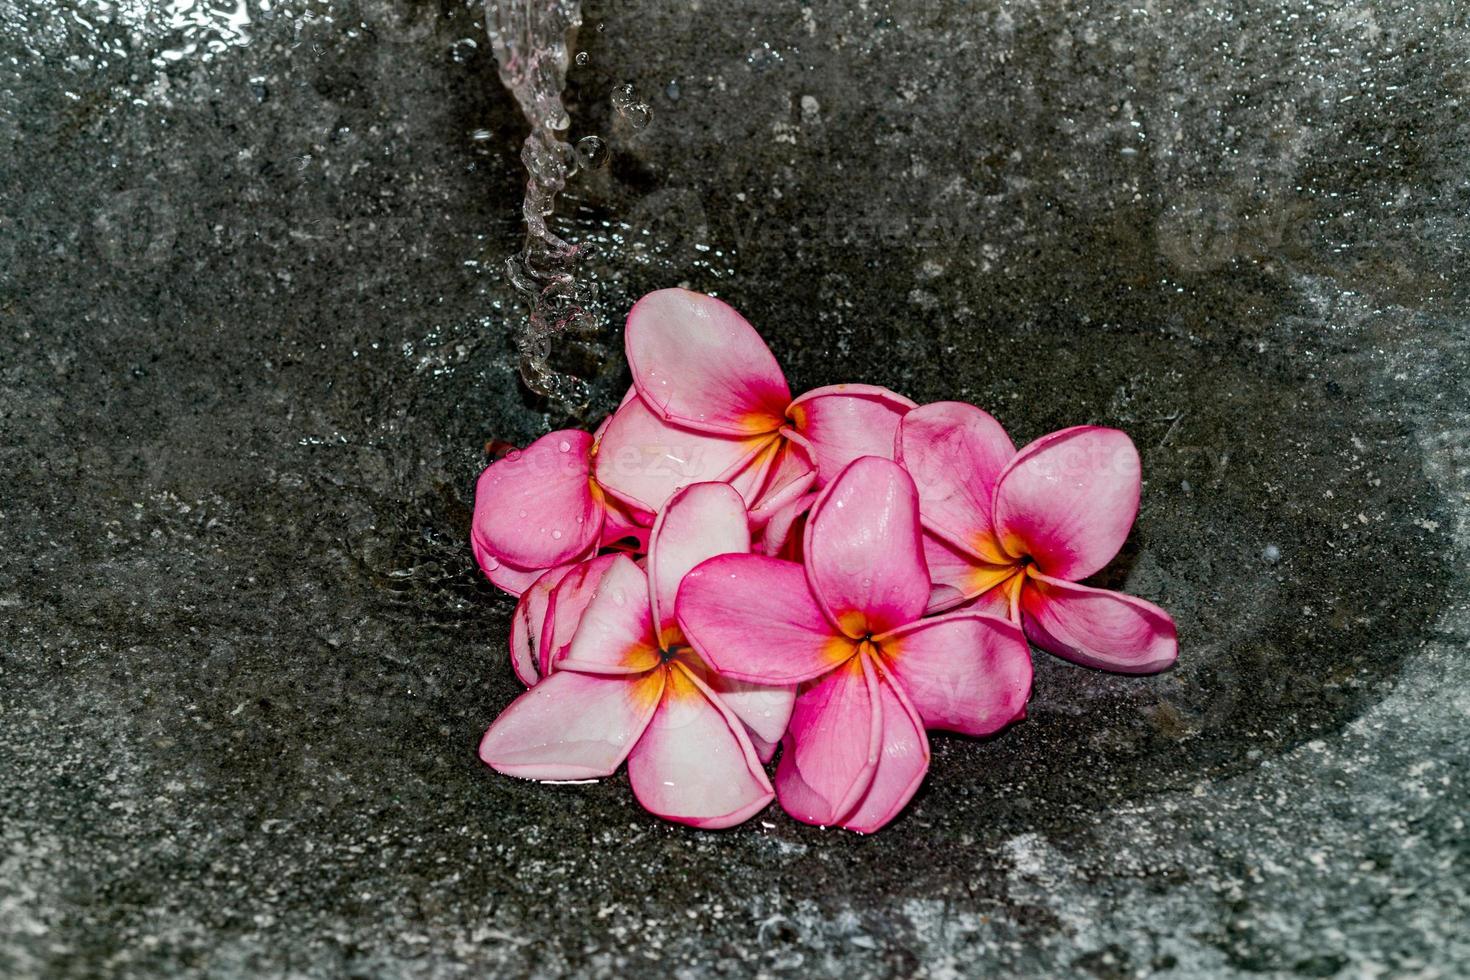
[[485, 0, 639, 418]]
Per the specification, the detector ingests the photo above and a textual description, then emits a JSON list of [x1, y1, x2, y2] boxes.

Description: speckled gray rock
[[2, 0, 1467, 976]]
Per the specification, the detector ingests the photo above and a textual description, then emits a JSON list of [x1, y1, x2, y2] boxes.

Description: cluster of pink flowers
[[472, 288, 1177, 832]]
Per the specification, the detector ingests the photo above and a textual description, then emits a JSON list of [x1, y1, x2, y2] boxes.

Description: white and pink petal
[[787, 384, 916, 486], [897, 401, 1015, 561], [839, 658, 930, 833], [992, 426, 1140, 581], [473, 429, 604, 569], [541, 553, 620, 675], [626, 663, 774, 829], [1020, 571, 1178, 674], [625, 288, 791, 436], [876, 611, 1032, 736], [558, 555, 662, 675], [677, 554, 851, 685], [593, 393, 773, 516], [647, 482, 751, 642], [774, 655, 881, 827], [478, 669, 664, 780], [803, 456, 930, 637]]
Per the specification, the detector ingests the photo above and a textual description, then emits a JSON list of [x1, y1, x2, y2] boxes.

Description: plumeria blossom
[[480, 482, 794, 828], [474, 287, 1182, 834], [594, 289, 916, 522], [896, 402, 1178, 673], [677, 457, 1032, 832], [472, 414, 650, 597]]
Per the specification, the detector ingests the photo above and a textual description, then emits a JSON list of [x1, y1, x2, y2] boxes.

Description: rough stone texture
[[2, 0, 1467, 976]]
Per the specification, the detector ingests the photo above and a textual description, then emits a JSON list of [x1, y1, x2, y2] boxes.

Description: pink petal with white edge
[[626, 288, 791, 436], [775, 655, 881, 827], [876, 611, 1032, 736], [804, 456, 930, 637], [684, 656, 796, 753], [897, 401, 1016, 561], [627, 662, 774, 829], [677, 554, 851, 685], [510, 565, 573, 686], [757, 491, 818, 560], [648, 482, 751, 642], [473, 429, 603, 569], [542, 554, 620, 675], [992, 426, 1141, 581], [1021, 570, 1178, 674], [787, 384, 917, 485], [558, 555, 662, 675], [478, 668, 664, 780], [840, 658, 930, 833], [593, 392, 773, 516], [473, 531, 589, 598]]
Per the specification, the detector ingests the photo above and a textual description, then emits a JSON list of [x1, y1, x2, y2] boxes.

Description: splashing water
[[485, 0, 600, 414]]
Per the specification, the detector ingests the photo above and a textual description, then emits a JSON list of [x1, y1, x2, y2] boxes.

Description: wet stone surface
[[3, 0, 1468, 976]]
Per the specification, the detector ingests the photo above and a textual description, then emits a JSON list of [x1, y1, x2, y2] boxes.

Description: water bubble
[[450, 37, 478, 65], [1262, 544, 1282, 563], [746, 43, 783, 73], [611, 83, 652, 130], [482, 556, 500, 571], [624, 103, 652, 130], [470, 128, 493, 142], [666, 79, 681, 102], [575, 135, 609, 170], [575, 50, 589, 66]]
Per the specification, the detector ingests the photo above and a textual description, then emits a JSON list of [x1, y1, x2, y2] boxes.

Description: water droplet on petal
[[558, 439, 572, 452], [552, 529, 563, 540]]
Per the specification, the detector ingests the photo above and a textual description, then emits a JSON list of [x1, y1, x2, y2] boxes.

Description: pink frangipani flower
[[676, 456, 1033, 832], [480, 482, 793, 828], [897, 401, 1178, 673], [594, 289, 916, 521], [472, 414, 649, 597]]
